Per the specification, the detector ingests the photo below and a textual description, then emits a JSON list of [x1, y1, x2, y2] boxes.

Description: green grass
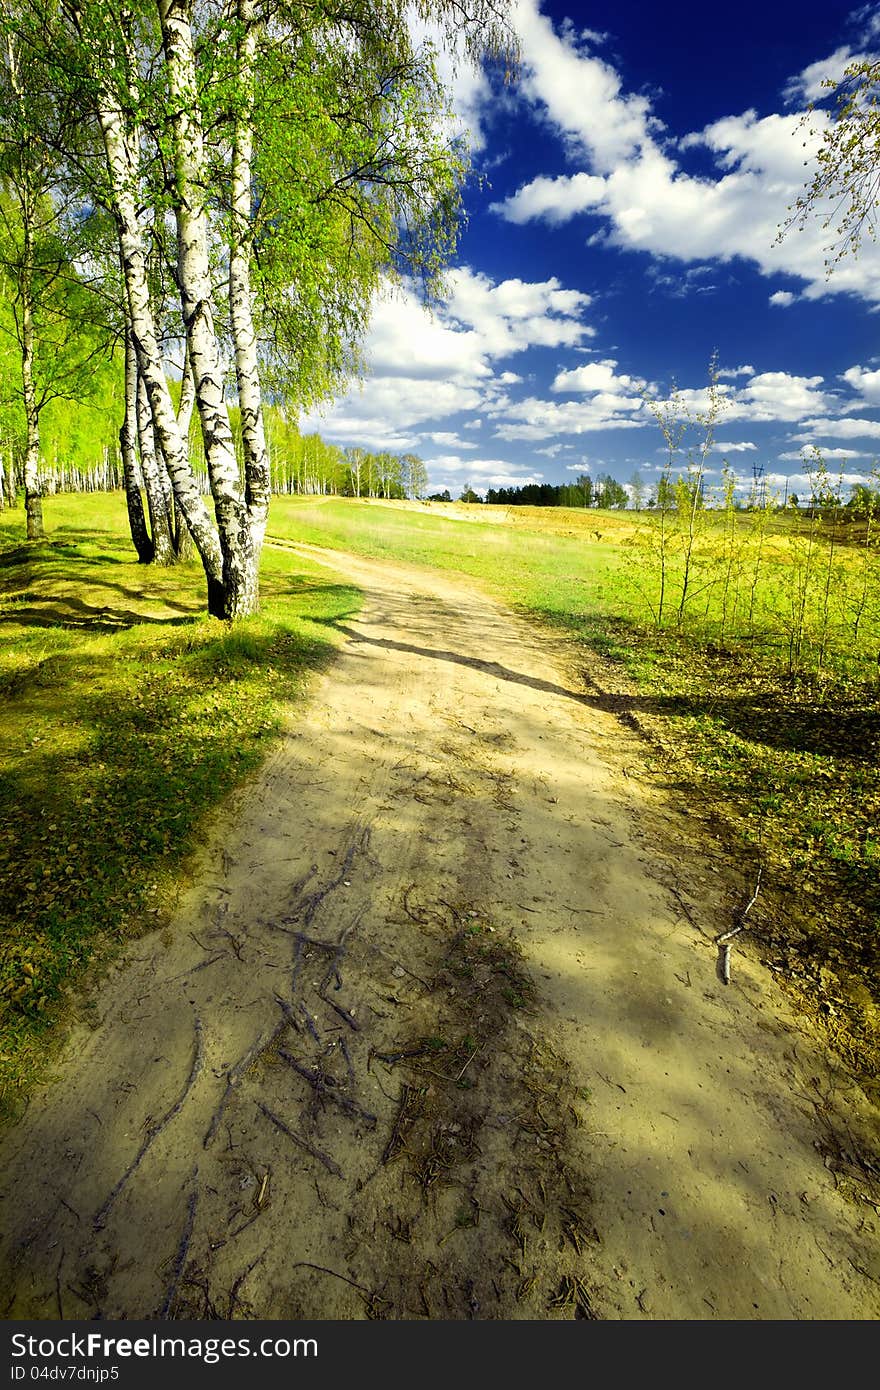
[[0, 495, 361, 1114], [267, 496, 632, 624]]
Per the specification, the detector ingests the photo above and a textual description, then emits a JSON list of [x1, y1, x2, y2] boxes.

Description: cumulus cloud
[[734, 372, 834, 421], [424, 431, 478, 449], [779, 448, 870, 460], [783, 44, 872, 106], [445, 268, 595, 353], [647, 371, 834, 424], [424, 455, 543, 492], [715, 440, 757, 452], [490, 394, 648, 441], [510, 0, 659, 172], [301, 268, 595, 446], [842, 364, 880, 403], [490, 1, 880, 304], [495, 172, 607, 224], [769, 290, 796, 307], [551, 358, 645, 396], [789, 416, 880, 440]]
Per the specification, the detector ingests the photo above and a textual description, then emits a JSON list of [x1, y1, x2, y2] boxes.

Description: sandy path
[[1, 545, 877, 1320]]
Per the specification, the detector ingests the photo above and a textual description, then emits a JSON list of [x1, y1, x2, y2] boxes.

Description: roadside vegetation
[[0, 495, 360, 1114]]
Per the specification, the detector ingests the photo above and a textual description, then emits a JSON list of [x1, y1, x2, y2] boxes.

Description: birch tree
[[15, 0, 513, 615], [0, 32, 115, 541]]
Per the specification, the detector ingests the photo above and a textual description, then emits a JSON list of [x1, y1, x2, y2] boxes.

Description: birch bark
[[158, 0, 261, 619], [96, 91, 225, 609], [135, 372, 176, 564], [20, 219, 45, 541], [228, 0, 269, 606], [120, 324, 152, 561]]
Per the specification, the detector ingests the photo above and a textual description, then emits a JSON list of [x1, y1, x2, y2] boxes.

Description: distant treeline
[[484, 474, 627, 509], [0, 399, 431, 507]]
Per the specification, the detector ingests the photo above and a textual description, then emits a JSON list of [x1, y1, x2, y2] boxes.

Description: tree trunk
[[228, 0, 269, 600], [158, 0, 262, 620], [21, 241, 44, 542], [120, 326, 153, 562], [81, 11, 225, 609], [136, 372, 176, 565]]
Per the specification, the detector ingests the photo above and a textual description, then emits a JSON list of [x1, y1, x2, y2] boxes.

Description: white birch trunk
[[103, 104, 223, 608], [120, 325, 152, 562], [21, 248, 45, 542], [136, 372, 176, 565], [158, 0, 260, 620], [228, 0, 269, 605], [6, 37, 44, 541], [66, 0, 227, 610]]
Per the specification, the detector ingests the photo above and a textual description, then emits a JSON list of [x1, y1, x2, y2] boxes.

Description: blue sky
[[302, 0, 880, 502]]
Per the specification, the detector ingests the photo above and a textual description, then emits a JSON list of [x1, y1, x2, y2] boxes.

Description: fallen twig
[[715, 866, 762, 985], [204, 1018, 288, 1149], [289, 1261, 370, 1295], [55, 1249, 65, 1320], [382, 1083, 418, 1165], [160, 1174, 199, 1319], [255, 1101, 343, 1177], [277, 1050, 376, 1126], [227, 1253, 264, 1319], [95, 1018, 204, 1229], [284, 840, 360, 932]]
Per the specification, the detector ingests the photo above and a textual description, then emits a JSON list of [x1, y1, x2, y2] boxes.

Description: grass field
[[0, 495, 360, 1113]]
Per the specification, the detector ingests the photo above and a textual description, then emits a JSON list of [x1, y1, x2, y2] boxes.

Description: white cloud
[[648, 370, 833, 425], [551, 358, 645, 396], [425, 455, 543, 492], [481, 473, 543, 488], [790, 416, 880, 440], [492, 171, 606, 224], [490, 394, 648, 441], [490, 2, 880, 304], [424, 431, 478, 449], [714, 440, 757, 452], [842, 364, 880, 403], [301, 268, 595, 446], [511, 0, 659, 172], [717, 364, 755, 379], [412, 16, 495, 154], [445, 268, 595, 353], [783, 45, 871, 106], [769, 290, 796, 307], [779, 448, 870, 460], [734, 371, 833, 421]]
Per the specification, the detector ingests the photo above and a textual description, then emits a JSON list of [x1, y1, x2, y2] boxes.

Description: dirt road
[[1, 545, 877, 1320]]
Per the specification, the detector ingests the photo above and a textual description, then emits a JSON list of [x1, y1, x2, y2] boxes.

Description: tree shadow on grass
[[581, 684, 880, 762], [0, 596, 199, 632], [0, 607, 347, 1090]]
